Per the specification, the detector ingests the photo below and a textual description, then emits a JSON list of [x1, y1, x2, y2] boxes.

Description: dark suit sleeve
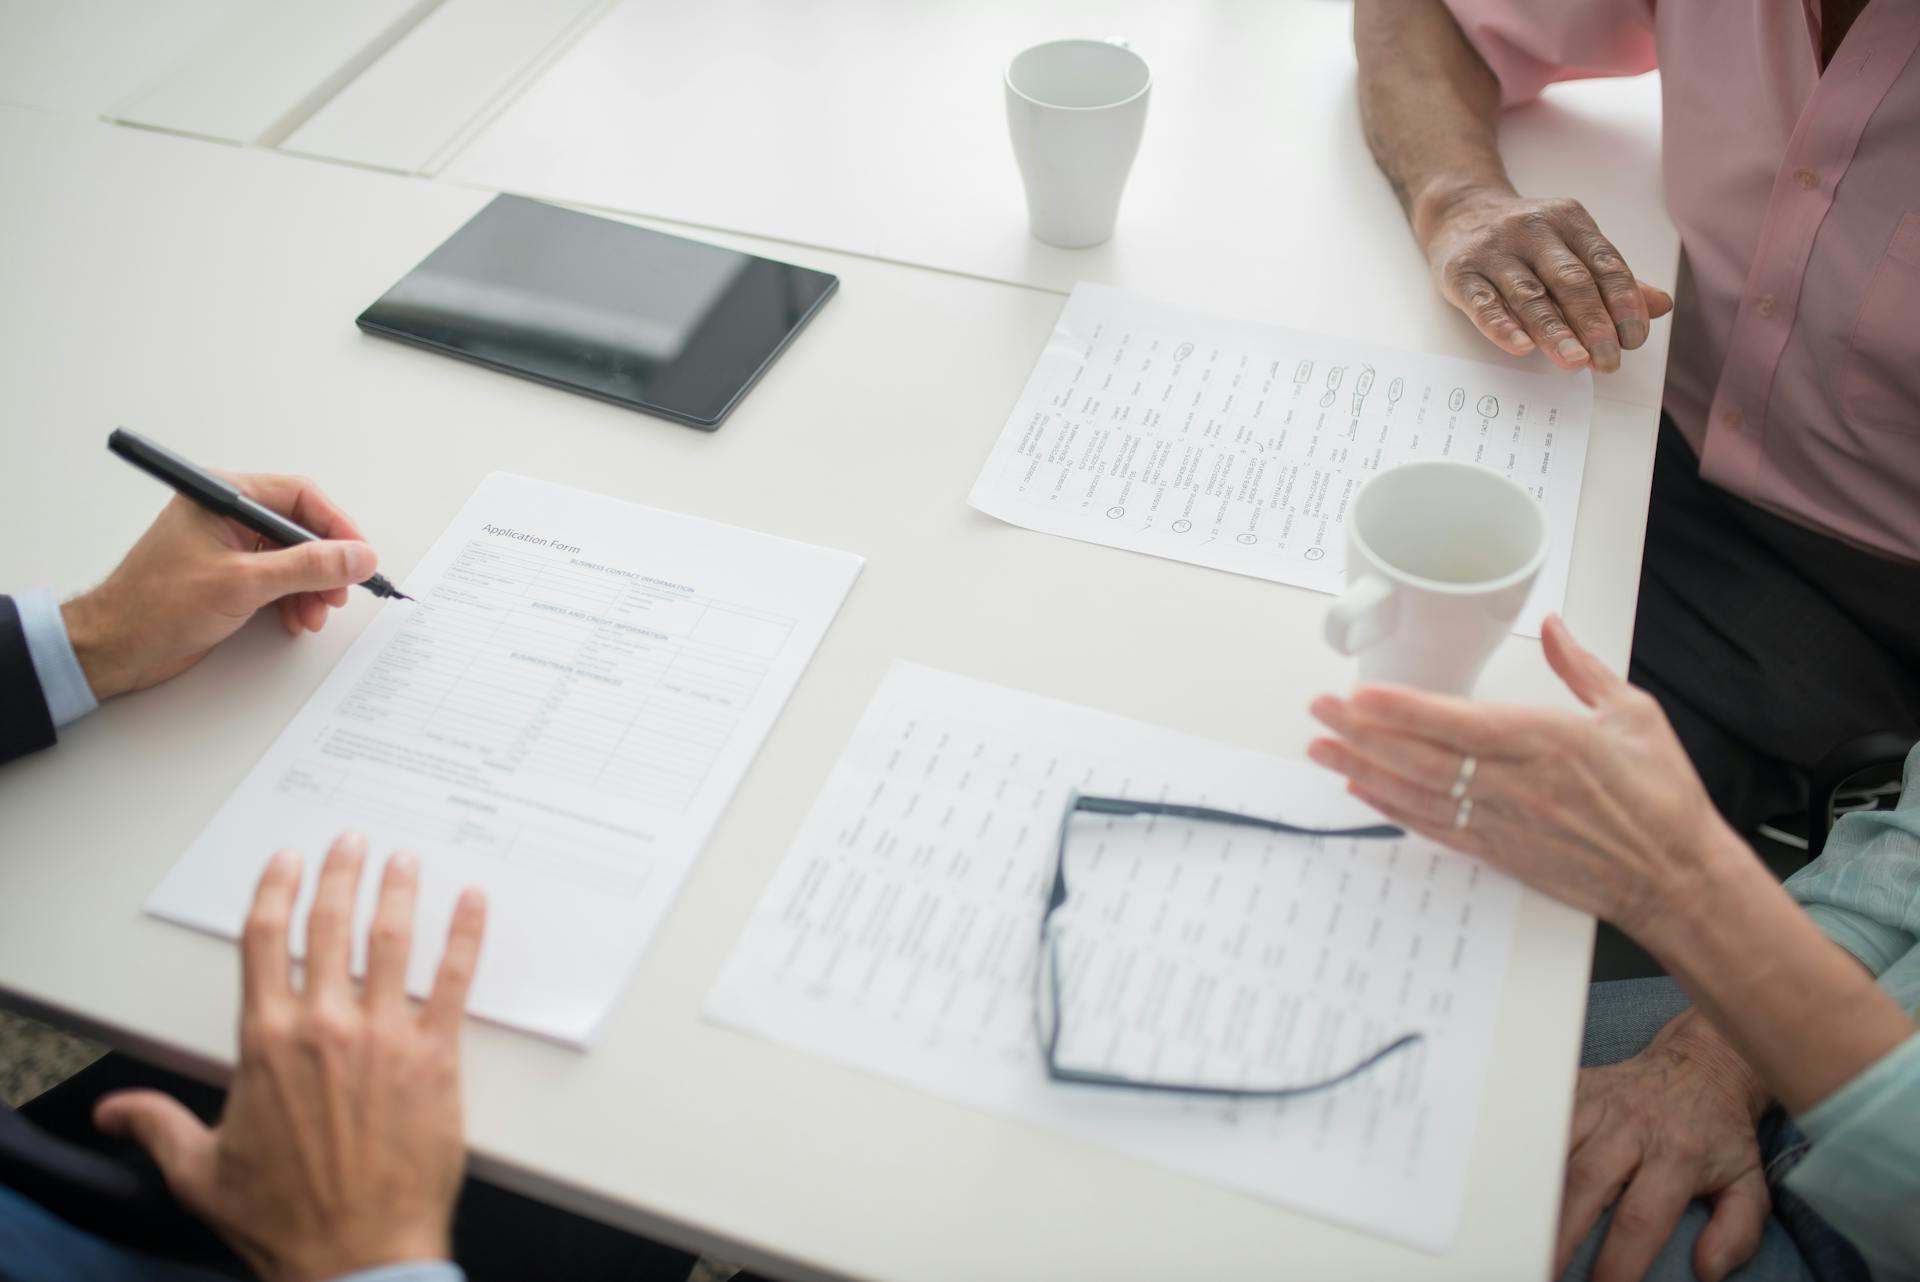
[[0, 595, 57, 764]]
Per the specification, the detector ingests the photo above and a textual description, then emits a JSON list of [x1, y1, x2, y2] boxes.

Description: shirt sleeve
[[13, 588, 98, 728], [329, 1263, 466, 1282], [1787, 746, 1920, 1000], [1785, 1033, 1920, 1282], [1438, 0, 1659, 106]]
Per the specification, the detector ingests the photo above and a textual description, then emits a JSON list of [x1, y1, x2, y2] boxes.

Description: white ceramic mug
[[1323, 460, 1548, 695], [1005, 38, 1150, 249]]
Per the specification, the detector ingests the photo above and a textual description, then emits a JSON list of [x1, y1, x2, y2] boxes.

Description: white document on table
[[148, 473, 861, 1046], [968, 283, 1594, 636], [706, 663, 1519, 1251]]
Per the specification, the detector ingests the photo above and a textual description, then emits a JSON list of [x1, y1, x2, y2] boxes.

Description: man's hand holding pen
[[62, 472, 379, 701]]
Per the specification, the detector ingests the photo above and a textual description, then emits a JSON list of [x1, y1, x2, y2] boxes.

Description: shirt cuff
[[13, 589, 97, 727], [328, 1263, 465, 1282]]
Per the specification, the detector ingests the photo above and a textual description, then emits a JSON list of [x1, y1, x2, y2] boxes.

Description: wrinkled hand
[[1306, 615, 1739, 943], [1560, 1010, 1772, 1282], [95, 834, 487, 1282], [62, 473, 379, 700], [1418, 184, 1674, 373]]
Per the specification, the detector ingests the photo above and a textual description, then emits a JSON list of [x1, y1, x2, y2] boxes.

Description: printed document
[[968, 283, 1593, 635], [706, 664, 1519, 1250], [149, 473, 861, 1046]]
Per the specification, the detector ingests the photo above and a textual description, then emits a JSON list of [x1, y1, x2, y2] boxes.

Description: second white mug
[[1005, 38, 1151, 249], [1323, 460, 1548, 695]]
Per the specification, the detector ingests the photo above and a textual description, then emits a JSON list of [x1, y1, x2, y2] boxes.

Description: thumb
[[1638, 279, 1674, 319], [249, 540, 376, 600], [1542, 615, 1622, 709], [94, 1089, 215, 1192]]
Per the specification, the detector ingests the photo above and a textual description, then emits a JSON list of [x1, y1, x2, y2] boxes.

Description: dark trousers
[[5, 1054, 696, 1282], [1628, 418, 1920, 840]]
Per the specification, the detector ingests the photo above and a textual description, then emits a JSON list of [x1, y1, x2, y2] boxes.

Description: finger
[[364, 851, 420, 1010], [1346, 782, 1484, 854], [93, 1090, 215, 1198], [1556, 1132, 1640, 1276], [1533, 243, 1622, 372], [1344, 685, 1551, 758], [1309, 736, 1452, 812], [1541, 616, 1624, 709], [241, 850, 303, 1011], [304, 832, 369, 1003], [297, 592, 328, 634], [1592, 1162, 1695, 1282], [1638, 280, 1674, 320], [321, 585, 349, 609], [1567, 1071, 1609, 1153], [1489, 257, 1590, 370], [1565, 223, 1647, 355], [425, 887, 488, 1034], [278, 595, 304, 636], [1444, 270, 1537, 356], [245, 540, 377, 603], [1694, 1169, 1769, 1282], [1309, 701, 1467, 791], [229, 473, 370, 543]]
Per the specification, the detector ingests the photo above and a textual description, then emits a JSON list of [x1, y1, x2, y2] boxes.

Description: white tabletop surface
[[0, 6, 1672, 1271], [411, 0, 1678, 414]]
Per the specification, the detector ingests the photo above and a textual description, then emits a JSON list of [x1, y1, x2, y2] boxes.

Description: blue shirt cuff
[[14, 589, 97, 727], [328, 1264, 465, 1282]]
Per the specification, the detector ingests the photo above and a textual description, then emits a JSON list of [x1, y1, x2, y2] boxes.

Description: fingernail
[[391, 851, 419, 877], [459, 887, 486, 911], [337, 832, 368, 860], [1556, 338, 1589, 364], [344, 543, 376, 580], [270, 849, 300, 874], [1508, 330, 1535, 352], [1590, 339, 1620, 372], [1616, 319, 1646, 347]]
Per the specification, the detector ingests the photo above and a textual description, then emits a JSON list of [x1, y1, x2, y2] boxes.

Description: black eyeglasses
[[1035, 794, 1426, 1098]]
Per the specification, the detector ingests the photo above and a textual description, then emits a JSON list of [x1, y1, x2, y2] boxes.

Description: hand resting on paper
[[96, 833, 487, 1282]]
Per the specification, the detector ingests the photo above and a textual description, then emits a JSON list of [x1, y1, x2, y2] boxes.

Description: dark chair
[[1805, 730, 1917, 859]]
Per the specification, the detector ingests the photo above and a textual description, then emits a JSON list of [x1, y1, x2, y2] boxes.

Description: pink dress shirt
[[1440, 0, 1920, 563]]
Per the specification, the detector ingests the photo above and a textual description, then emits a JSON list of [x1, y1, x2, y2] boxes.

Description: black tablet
[[357, 195, 838, 429]]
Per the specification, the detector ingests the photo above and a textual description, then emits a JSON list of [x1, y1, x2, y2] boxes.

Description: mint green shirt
[[1783, 744, 1920, 1282]]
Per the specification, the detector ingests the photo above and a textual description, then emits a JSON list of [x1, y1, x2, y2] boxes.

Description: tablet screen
[[357, 195, 838, 429]]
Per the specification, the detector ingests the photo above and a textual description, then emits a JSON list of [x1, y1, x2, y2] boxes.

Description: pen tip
[[393, 590, 414, 602]]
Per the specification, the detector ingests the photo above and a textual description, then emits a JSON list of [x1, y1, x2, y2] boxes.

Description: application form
[[968, 283, 1594, 636], [148, 473, 861, 1046], [706, 664, 1519, 1250]]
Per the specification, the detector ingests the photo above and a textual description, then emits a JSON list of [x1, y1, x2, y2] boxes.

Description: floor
[[0, 1007, 102, 1108]]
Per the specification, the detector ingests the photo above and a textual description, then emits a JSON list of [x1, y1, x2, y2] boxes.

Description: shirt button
[[1795, 167, 1818, 190], [1757, 294, 1777, 318], [1725, 407, 1745, 429]]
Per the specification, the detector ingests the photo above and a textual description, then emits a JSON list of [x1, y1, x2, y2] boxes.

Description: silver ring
[[1453, 797, 1473, 830], [1449, 753, 1478, 800]]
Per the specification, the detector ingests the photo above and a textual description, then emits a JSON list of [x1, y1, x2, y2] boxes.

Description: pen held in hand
[[106, 427, 412, 602]]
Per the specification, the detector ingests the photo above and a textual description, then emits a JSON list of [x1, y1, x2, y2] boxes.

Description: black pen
[[108, 428, 412, 601]]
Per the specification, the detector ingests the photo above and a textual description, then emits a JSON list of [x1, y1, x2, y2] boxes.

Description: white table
[[0, 9, 1673, 1274]]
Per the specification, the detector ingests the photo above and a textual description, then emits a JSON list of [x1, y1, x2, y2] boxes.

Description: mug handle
[[1324, 576, 1397, 656]]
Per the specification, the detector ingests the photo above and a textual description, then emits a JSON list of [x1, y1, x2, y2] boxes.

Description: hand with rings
[[1305, 616, 1739, 943]]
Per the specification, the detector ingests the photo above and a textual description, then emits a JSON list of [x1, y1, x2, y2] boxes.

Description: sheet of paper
[[968, 283, 1594, 636], [706, 663, 1519, 1251], [148, 473, 861, 1046]]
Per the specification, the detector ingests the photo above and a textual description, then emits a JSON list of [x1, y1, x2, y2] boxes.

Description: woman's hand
[[1560, 1011, 1772, 1282], [61, 473, 378, 701], [1306, 615, 1743, 943]]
